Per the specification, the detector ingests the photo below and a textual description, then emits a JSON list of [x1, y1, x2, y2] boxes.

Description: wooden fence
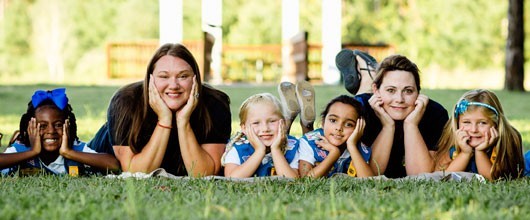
[[106, 41, 395, 83]]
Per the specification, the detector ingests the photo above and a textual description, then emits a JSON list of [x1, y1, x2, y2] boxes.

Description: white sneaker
[[295, 81, 315, 126], [278, 82, 300, 120]]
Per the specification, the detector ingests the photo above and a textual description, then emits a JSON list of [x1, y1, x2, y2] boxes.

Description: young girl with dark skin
[[1, 88, 119, 175]]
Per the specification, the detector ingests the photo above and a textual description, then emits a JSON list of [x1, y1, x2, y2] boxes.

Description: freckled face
[[322, 102, 358, 147], [35, 106, 65, 152], [152, 55, 194, 112], [374, 70, 419, 120], [242, 103, 282, 147], [458, 109, 495, 148]]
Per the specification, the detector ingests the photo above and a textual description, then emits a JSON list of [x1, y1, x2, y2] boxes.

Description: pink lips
[[390, 105, 407, 111], [259, 134, 274, 140], [166, 92, 182, 98]]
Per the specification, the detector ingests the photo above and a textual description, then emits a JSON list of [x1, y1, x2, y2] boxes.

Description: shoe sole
[[278, 82, 300, 120], [353, 50, 378, 79], [295, 81, 315, 125], [335, 49, 360, 94]]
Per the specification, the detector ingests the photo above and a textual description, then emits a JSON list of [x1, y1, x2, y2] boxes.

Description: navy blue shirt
[[355, 93, 448, 178]]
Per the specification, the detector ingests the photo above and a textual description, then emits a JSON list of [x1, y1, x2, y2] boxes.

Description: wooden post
[[505, 0, 525, 91], [159, 0, 182, 44]]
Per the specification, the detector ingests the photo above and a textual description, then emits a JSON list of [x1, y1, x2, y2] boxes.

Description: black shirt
[[88, 82, 231, 176], [355, 93, 448, 178]]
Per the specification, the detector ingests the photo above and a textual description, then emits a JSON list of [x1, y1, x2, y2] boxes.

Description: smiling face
[[35, 105, 65, 152], [322, 102, 359, 147], [373, 70, 419, 120], [458, 108, 495, 148], [152, 55, 195, 112], [242, 102, 282, 147]]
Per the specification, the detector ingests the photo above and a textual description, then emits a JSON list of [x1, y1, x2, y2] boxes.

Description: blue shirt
[[1, 140, 95, 176], [448, 146, 496, 174], [298, 128, 371, 177], [223, 135, 300, 177]]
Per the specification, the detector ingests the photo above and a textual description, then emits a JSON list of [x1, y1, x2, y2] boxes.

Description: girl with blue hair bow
[[0, 88, 119, 176], [432, 89, 524, 180]]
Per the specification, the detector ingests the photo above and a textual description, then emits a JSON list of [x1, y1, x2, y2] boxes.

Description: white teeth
[[44, 139, 57, 143]]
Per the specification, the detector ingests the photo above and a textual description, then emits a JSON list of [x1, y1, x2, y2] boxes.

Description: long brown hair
[[110, 43, 229, 152], [433, 89, 524, 180]]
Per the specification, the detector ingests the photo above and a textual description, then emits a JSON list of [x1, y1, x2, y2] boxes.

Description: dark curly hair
[[17, 99, 78, 149]]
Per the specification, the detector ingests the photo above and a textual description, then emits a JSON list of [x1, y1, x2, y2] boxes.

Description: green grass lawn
[[0, 176, 529, 219], [1, 84, 530, 219]]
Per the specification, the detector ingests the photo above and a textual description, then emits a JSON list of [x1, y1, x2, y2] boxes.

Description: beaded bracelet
[[157, 121, 172, 129]]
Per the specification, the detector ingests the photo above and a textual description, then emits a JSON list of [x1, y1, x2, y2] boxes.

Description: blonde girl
[[222, 93, 299, 178], [433, 89, 524, 180]]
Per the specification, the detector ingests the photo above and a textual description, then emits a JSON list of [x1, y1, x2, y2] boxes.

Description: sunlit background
[[0, 0, 528, 89]]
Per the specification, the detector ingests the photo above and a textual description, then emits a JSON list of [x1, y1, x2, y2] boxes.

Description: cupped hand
[[27, 117, 42, 154], [455, 127, 473, 154], [315, 134, 339, 152], [244, 125, 267, 154], [369, 94, 394, 126], [176, 75, 199, 125], [347, 118, 365, 149], [59, 119, 71, 156], [404, 94, 429, 126], [476, 127, 499, 152], [149, 74, 172, 122], [270, 120, 286, 152]]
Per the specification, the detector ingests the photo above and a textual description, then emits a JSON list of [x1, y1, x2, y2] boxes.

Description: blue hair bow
[[454, 99, 498, 118], [31, 88, 69, 110]]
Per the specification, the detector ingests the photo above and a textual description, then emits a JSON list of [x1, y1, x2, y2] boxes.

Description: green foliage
[[0, 0, 34, 76], [182, 1, 202, 40], [342, 0, 508, 70], [0, 0, 528, 84], [224, 1, 282, 44]]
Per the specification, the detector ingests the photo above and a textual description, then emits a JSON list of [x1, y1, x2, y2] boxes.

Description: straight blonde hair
[[433, 89, 524, 180]]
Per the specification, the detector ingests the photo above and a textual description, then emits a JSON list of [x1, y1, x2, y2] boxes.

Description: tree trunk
[[505, 0, 525, 91]]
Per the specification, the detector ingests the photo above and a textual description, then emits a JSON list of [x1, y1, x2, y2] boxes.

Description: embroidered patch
[[261, 155, 272, 165], [347, 161, 357, 177], [286, 139, 297, 150], [361, 142, 369, 154], [316, 149, 327, 158], [242, 155, 250, 162], [20, 167, 41, 176], [69, 166, 79, 177], [234, 136, 250, 145], [270, 167, 276, 176], [306, 131, 321, 141]]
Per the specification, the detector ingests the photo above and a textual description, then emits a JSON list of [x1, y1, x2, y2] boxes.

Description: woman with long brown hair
[[89, 43, 231, 176]]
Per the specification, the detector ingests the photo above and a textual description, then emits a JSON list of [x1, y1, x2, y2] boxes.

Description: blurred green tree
[[0, 0, 526, 87]]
